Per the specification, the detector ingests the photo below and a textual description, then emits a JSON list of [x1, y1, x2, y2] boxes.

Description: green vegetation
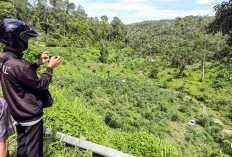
[[6, 46, 230, 157], [208, 0, 232, 45], [0, 0, 231, 156]]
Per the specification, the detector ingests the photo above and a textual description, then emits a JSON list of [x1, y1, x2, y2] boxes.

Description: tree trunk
[[202, 43, 206, 81], [202, 53, 205, 81]]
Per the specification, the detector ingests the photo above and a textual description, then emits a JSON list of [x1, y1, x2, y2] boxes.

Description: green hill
[[0, 0, 231, 156], [6, 45, 230, 157]]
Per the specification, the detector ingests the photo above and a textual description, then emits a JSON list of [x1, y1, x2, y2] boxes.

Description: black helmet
[[0, 19, 39, 52]]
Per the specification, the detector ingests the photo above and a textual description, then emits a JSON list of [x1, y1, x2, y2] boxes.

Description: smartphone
[[49, 56, 58, 59]]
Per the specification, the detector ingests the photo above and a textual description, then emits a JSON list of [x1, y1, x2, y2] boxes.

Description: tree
[[110, 16, 126, 40], [31, 0, 47, 7], [72, 4, 87, 18], [99, 40, 109, 63], [208, 0, 232, 45], [101, 15, 108, 23], [100, 15, 110, 40], [0, 1, 17, 21], [10, 0, 31, 21], [49, 0, 63, 9], [66, 1, 75, 12], [32, 2, 51, 34]]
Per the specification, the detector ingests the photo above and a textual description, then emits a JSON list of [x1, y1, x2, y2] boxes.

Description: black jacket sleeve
[[30, 63, 40, 70], [18, 64, 53, 93]]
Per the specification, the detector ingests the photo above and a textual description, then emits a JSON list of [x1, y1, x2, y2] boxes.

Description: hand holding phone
[[37, 51, 49, 65], [48, 56, 61, 68]]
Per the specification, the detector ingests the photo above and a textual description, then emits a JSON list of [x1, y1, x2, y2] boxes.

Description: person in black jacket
[[0, 19, 61, 157]]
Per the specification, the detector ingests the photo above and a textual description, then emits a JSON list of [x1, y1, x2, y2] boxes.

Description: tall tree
[[49, 0, 63, 9], [101, 15, 108, 23], [208, 0, 232, 45], [72, 4, 87, 18], [100, 15, 110, 40], [10, 0, 31, 21], [110, 16, 126, 40], [31, 0, 47, 7]]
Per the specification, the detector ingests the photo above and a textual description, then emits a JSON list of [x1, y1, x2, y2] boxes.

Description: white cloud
[[196, 0, 214, 4], [69, 0, 215, 24]]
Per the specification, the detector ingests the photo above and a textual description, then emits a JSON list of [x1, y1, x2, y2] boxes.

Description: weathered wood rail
[[43, 127, 135, 157]]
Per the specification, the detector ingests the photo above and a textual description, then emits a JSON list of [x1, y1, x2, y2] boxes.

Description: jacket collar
[[3, 48, 24, 59]]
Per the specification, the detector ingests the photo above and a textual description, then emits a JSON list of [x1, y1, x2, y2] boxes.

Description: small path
[[202, 105, 208, 116], [160, 88, 232, 133], [222, 129, 232, 134], [212, 118, 224, 125]]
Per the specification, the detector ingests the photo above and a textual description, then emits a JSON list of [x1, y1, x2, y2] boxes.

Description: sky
[[68, 0, 224, 24]]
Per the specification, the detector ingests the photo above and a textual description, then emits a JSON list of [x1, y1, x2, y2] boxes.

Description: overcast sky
[[68, 0, 224, 24]]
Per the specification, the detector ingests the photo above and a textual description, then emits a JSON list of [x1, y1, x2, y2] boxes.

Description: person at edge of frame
[[0, 97, 15, 157], [0, 19, 61, 157]]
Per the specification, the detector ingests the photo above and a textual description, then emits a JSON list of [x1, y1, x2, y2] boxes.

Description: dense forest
[[0, 0, 232, 157]]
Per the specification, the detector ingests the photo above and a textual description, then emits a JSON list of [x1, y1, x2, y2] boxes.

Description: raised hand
[[37, 51, 49, 65], [48, 56, 61, 68]]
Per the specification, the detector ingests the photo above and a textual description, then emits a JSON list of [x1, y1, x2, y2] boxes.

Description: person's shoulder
[[4, 59, 33, 75], [7, 58, 29, 68]]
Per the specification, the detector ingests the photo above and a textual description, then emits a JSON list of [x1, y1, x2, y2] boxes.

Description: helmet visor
[[20, 29, 39, 43]]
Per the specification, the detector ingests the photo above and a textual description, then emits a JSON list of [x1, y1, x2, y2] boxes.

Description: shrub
[[196, 114, 210, 127], [226, 113, 232, 121], [178, 106, 187, 113], [171, 113, 180, 121], [105, 112, 123, 129]]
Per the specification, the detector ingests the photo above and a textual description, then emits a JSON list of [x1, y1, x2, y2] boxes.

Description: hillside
[[0, 0, 232, 156], [4, 45, 230, 157], [127, 16, 226, 62]]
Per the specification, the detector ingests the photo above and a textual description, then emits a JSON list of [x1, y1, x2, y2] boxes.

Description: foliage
[[8, 46, 229, 157], [127, 16, 225, 74], [0, 0, 232, 156], [0, 1, 17, 21], [208, 0, 232, 45]]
